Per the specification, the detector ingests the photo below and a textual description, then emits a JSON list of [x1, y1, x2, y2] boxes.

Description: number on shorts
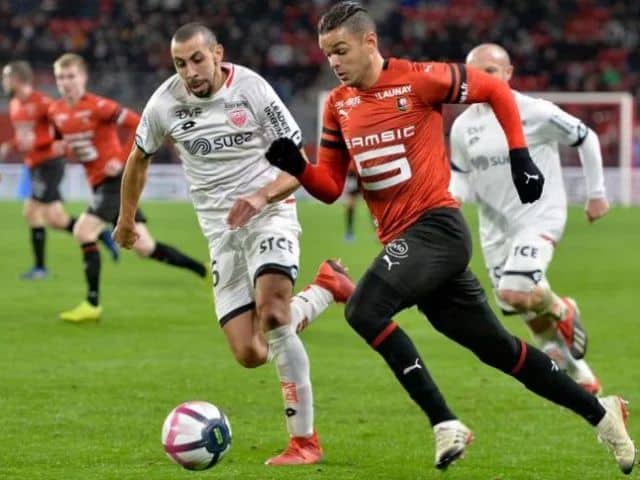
[[211, 260, 219, 287]]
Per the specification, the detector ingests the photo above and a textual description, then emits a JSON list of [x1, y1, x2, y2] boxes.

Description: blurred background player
[[449, 43, 608, 395], [262, 2, 634, 474], [49, 53, 206, 322], [115, 23, 355, 465], [1, 60, 118, 279], [343, 161, 360, 241]]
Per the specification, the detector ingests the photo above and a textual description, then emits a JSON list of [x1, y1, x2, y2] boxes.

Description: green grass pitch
[[1, 200, 638, 480]]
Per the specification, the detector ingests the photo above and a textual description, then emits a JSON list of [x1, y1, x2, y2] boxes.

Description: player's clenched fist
[[265, 137, 307, 177], [509, 147, 545, 203], [113, 220, 139, 249]]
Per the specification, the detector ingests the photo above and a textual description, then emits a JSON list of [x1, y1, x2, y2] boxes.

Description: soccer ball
[[161, 401, 232, 470]]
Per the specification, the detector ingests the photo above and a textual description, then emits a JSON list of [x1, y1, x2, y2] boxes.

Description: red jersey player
[[231, 2, 634, 475], [1, 60, 118, 279], [49, 53, 206, 323]]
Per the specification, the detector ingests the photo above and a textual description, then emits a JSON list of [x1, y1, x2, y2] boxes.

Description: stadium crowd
[[0, 0, 638, 163], [1, 0, 638, 103]]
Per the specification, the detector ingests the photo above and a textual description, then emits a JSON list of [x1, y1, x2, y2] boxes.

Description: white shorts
[[201, 203, 301, 325], [484, 230, 556, 314]]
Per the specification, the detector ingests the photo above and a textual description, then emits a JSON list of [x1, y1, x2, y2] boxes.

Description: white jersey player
[[449, 43, 609, 395], [113, 23, 355, 466]]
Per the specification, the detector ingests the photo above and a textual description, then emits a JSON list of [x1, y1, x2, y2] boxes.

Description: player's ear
[[212, 43, 224, 63], [505, 65, 514, 82], [363, 31, 377, 52]]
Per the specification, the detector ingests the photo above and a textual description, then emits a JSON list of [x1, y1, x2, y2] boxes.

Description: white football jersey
[[450, 91, 599, 250], [136, 63, 302, 223]]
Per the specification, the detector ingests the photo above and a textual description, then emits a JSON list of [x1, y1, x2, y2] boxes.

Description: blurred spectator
[[0, 0, 637, 162]]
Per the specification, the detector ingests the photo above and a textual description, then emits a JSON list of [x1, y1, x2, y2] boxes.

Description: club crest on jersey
[[227, 108, 248, 128], [224, 100, 250, 128], [396, 97, 410, 112], [385, 239, 409, 259]]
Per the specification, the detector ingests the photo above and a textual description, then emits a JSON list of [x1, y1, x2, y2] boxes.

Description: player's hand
[[509, 148, 545, 203], [585, 197, 609, 223], [265, 137, 307, 177], [227, 193, 268, 229], [113, 220, 139, 249], [104, 159, 123, 177]]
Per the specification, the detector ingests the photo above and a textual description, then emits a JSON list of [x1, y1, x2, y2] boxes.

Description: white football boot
[[596, 396, 636, 475], [433, 419, 473, 469]]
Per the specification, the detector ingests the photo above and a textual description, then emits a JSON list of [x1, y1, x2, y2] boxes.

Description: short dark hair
[[172, 22, 217, 46], [5, 60, 33, 83], [318, 1, 376, 35], [53, 53, 88, 73]]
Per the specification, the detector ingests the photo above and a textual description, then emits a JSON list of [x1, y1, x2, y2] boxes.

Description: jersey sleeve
[[247, 75, 303, 147], [448, 119, 474, 202], [135, 100, 166, 156], [413, 62, 527, 150], [534, 101, 605, 198], [534, 100, 589, 147], [297, 93, 350, 203], [411, 62, 467, 105], [94, 97, 122, 123]]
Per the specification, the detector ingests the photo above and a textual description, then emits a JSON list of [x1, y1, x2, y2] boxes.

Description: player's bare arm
[[113, 145, 151, 248], [226, 168, 301, 229]]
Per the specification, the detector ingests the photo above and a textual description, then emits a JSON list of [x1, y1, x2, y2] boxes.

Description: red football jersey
[[8, 90, 58, 168], [314, 58, 526, 244], [48, 93, 139, 187]]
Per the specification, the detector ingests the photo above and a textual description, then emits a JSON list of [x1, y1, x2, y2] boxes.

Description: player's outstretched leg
[[521, 297, 600, 394], [60, 241, 102, 323], [597, 396, 636, 475], [345, 272, 470, 470], [147, 241, 206, 277], [21, 226, 48, 279], [423, 295, 635, 475], [98, 228, 120, 262], [289, 259, 355, 333], [21, 200, 48, 279], [555, 297, 588, 359]]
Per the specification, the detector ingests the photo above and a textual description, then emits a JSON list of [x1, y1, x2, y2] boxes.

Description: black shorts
[[29, 157, 65, 203], [362, 207, 486, 310], [87, 175, 147, 226]]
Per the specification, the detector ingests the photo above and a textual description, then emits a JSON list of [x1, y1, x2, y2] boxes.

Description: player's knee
[[498, 289, 534, 311], [344, 294, 385, 342], [474, 333, 521, 372], [256, 298, 289, 331], [230, 344, 266, 368]]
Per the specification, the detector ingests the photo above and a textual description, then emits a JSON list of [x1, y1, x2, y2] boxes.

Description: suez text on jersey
[[344, 125, 415, 149], [259, 236, 294, 254], [183, 132, 254, 155]]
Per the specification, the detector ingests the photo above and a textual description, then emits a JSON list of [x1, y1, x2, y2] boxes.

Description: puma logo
[[402, 358, 422, 375], [524, 172, 540, 184], [382, 254, 400, 271]]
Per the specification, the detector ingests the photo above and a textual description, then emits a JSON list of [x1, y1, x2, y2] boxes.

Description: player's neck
[[15, 85, 33, 101], [64, 91, 85, 106], [210, 66, 228, 96], [356, 53, 385, 90]]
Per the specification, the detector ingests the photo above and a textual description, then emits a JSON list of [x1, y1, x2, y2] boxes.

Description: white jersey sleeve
[[244, 76, 302, 147], [532, 99, 606, 199], [449, 117, 474, 203], [135, 95, 167, 155]]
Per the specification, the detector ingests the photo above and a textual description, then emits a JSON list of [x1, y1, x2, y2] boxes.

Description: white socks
[[289, 285, 333, 333], [266, 324, 314, 438]]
